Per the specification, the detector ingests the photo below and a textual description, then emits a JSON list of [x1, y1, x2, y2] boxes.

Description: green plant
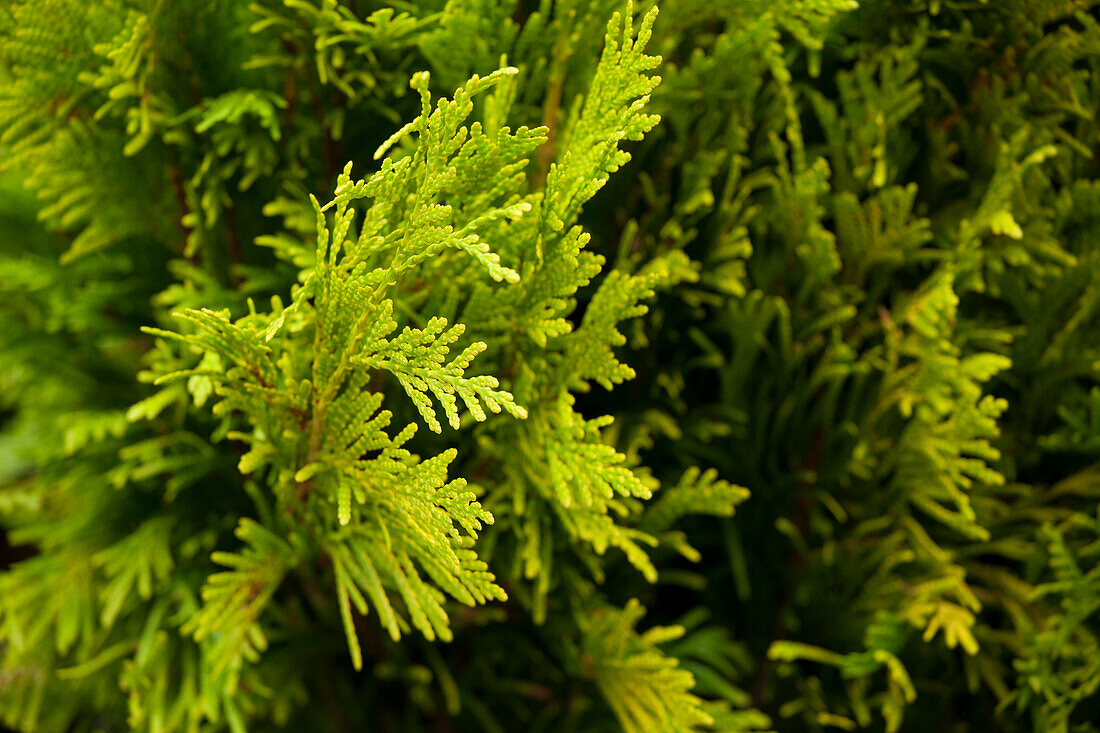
[[1, 1, 1098, 731]]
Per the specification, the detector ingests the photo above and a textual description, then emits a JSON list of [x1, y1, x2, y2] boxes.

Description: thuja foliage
[[1, 0, 1098, 731]]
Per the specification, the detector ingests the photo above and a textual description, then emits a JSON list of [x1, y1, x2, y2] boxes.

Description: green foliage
[[580, 599, 715, 733], [2, 0, 1100, 732]]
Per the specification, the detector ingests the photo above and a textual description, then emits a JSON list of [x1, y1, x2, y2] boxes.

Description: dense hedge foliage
[[2, 1, 1099, 731]]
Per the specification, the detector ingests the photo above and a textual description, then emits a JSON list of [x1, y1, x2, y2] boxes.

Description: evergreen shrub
[[1, 1, 1099, 731]]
